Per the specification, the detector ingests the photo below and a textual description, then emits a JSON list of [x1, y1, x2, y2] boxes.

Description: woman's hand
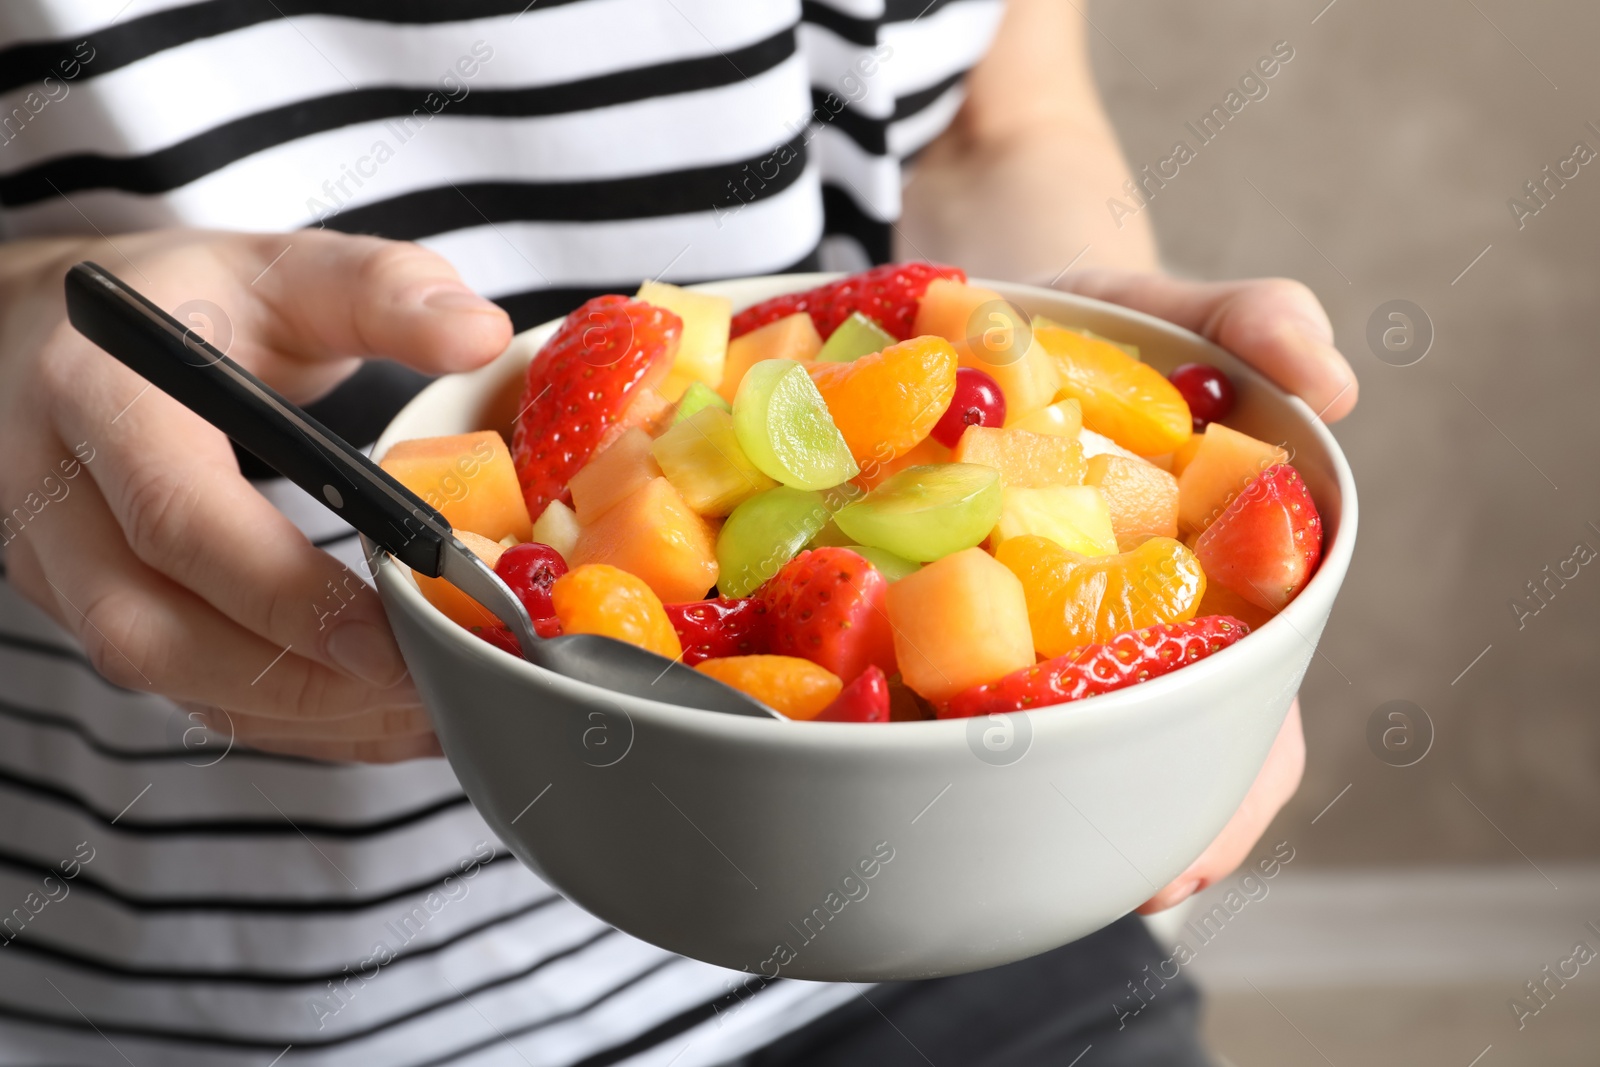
[[1050, 270, 1352, 912], [1056, 269, 1358, 423], [0, 229, 512, 763]]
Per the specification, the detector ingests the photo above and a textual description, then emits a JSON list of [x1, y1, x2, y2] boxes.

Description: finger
[[56, 378, 411, 689], [233, 231, 512, 376], [1137, 698, 1306, 914], [14, 471, 416, 720], [238, 733, 445, 764], [190, 704, 434, 744], [1056, 271, 1358, 422]]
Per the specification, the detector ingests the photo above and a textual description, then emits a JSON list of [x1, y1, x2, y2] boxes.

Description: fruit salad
[[379, 264, 1324, 722]]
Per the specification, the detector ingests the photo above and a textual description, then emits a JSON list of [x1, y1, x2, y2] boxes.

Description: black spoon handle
[[63, 261, 454, 578]]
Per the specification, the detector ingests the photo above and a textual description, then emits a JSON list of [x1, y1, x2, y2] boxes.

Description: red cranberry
[[494, 542, 567, 636], [931, 367, 1007, 448], [1168, 363, 1235, 431]]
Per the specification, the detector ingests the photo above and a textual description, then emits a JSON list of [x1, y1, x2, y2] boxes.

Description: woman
[[0, 1, 1352, 1063]]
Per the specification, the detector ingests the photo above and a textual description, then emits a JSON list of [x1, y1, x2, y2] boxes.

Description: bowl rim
[[371, 273, 1357, 744]]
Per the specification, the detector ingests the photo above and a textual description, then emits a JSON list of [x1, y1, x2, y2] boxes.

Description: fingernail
[[1164, 879, 1201, 909], [326, 621, 407, 687], [422, 286, 502, 315]]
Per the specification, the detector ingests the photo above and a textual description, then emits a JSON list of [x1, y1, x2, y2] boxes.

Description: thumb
[[240, 230, 513, 377], [1055, 270, 1358, 423]]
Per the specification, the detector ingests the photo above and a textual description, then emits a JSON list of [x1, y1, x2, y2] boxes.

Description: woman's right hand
[[0, 229, 513, 762]]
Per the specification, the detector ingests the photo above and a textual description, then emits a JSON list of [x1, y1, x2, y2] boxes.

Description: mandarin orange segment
[[807, 335, 957, 469], [694, 655, 842, 719], [551, 563, 683, 659], [993, 534, 1205, 657], [1034, 325, 1192, 455]]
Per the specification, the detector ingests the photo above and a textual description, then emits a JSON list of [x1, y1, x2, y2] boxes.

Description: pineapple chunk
[[991, 485, 1118, 557], [530, 499, 580, 559], [1010, 397, 1083, 438], [637, 280, 732, 400], [651, 406, 777, 517]]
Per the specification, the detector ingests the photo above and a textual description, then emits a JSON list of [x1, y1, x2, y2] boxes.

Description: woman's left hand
[[1050, 270, 1353, 912]]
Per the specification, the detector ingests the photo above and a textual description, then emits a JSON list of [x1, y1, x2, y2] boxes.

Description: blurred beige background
[[1085, 0, 1600, 1062]]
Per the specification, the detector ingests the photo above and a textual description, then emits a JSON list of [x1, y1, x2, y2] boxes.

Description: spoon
[[64, 262, 781, 720]]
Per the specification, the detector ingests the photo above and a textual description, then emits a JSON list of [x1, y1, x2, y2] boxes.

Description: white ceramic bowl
[[371, 275, 1356, 981]]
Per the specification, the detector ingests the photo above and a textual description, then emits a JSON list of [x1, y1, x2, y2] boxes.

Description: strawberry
[[663, 596, 768, 666], [1193, 464, 1322, 613], [756, 548, 897, 683], [939, 616, 1249, 719], [729, 262, 966, 342], [512, 295, 681, 518], [817, 665, 891, 723]]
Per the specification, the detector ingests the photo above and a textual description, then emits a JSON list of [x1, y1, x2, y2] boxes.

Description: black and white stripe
[[0, 1, 1002, 1063]]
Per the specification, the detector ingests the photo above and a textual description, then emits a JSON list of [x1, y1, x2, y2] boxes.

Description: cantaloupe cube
[[652, 406, 777, 516], [1195, 581, 1275, 631], [570, 477, 719, 602], [1177, 423, 1289, 535], [1086, 454, 1180, 548], [913, 279, 1060, 419], [1010, 398, 1083, 438], [1169, 433, 1205, 477], [952, 425, 1086, 488], [529, 499, 580, 559], [594, 386, 673, 456], [719, 312, 823, 403], [852, 434, 951, 491], [913, 278, 1002, 344], [885, 547, 1034, 704], [414, 531, 506, 629], [637, 280, 732, 400], [569, 428, 661, 525], [990, 485, 1119, 557], [380, 431, 531, 542]]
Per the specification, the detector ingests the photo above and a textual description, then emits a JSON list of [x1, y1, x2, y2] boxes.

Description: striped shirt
[[0, 2, 1003, 1064]]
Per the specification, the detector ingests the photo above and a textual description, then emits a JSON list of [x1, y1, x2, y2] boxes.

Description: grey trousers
[[735, 916, 1213, 1067]]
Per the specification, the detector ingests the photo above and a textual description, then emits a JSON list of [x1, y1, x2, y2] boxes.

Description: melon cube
[[854, 434, 950, 491], [568, 427, 661, 525], [719, 312, 823, 403], [1169, 433, 1204, 477], [913, 279, 1060, 419], [1086, 454, 1180, 548], [991, 485, 1119, 557], [380, 430, 531, 543], [594, 386, 674, 456], [951, 425, 1086, 488], [529, 499, 580, 559], [637, 280, 732, 401], [651, 406, 777, 517], [885, 547, 1035, 704], [1177, 423, 1289, 536], [414, 530, 506, 629], [570, 477, 719, 602], [1196, 580, 1275, 632], [1010, 397, 1083, 438]]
